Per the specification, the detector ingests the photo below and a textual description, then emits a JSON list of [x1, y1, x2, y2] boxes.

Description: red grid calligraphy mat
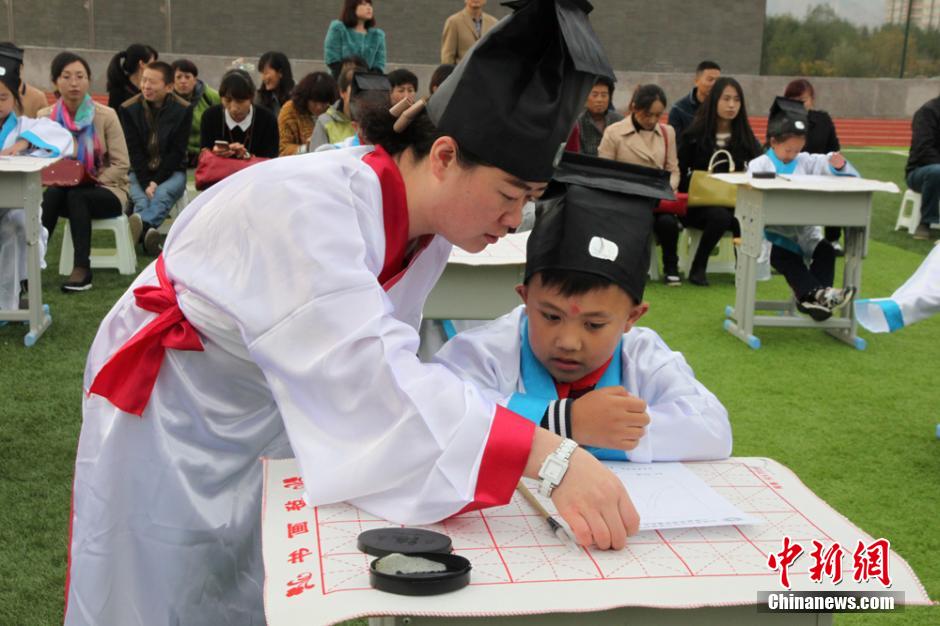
[[261, 457, 932, 625]]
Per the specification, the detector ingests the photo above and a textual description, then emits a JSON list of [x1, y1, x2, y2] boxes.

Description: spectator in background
[[308, 62, 361, 151], [677, 76, 761, 286], [200, 69, 279, 160], [314, 72, 389, 151], [324, 0, 386, 78], [172, 59, 221, 167], [599, 84, 681, 286], [0, 43, 47, 117], [279, 71, 337, 156], [120, 61, 192, 256], [256, 51, 294, 118], [40, 51, 130, 293], [784, 78, 845, 253], [576, 76, 623, 157], [429, 63, 455, 95], [669, 60, 720, 142], [906, 93, 940, 240], [388, 68, 418, 105], [106, 43, 158, 111], [440, 0, 498, 65]]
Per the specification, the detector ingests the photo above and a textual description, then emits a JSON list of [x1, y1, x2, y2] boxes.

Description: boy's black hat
[[351, 72, 390, 97], [427, 0, 614, 182], [525, 152, 673, 303], [0, 42, 24, 64], [0, 54, 21, 97], [767, 96, 808, 138]]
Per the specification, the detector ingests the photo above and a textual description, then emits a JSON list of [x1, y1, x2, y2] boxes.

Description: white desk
[[423, 233, 528, 320], [713, 174, 899, 350], [261, 457, 930, 625], [0, 157, 56, 347]]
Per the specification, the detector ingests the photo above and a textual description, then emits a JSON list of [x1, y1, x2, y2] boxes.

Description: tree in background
[[762, 5, 940, 77]]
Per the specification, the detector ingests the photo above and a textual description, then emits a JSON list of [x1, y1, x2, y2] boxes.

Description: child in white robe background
[[0, 52, 73, 310], [856, 243, 940, 332], [747, 96, 858, 322], [435, 153, 732, 462]]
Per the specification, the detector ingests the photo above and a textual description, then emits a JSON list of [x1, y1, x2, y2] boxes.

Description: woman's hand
[[229, 142, 248, 159], [212, 144, 234, 158]]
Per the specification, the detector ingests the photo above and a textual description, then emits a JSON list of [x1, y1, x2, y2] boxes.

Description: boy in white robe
[[435, 153, 732, 462], [747, 97, 858, 321], [0, 52, 73, 310], [856, 243, 940, 332]]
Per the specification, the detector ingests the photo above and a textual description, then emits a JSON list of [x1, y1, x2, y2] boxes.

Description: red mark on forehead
[[569, 303, 581, 316]]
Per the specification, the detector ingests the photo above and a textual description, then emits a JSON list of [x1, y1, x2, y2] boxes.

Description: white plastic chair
[[678, 228, 737, 276], [894, 189, 922, 234], [59, 214, 137, 275]]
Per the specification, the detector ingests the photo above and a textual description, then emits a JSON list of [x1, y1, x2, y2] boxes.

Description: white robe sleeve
[[746, 154, 775, 174], [16, 116, 74, 157], [165, 158, 533, 525], [624, 328, 732, 463], [856, 244, 940, 332]]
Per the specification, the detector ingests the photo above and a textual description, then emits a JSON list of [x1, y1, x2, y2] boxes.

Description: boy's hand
[[571, 386, 650, 450], [829, 152, 846, 170]]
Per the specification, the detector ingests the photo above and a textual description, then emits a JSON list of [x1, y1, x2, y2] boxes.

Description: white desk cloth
[[262, 457, 931, 625]]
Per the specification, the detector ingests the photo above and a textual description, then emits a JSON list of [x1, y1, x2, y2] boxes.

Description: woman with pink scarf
[[39, 51, 130, 292]]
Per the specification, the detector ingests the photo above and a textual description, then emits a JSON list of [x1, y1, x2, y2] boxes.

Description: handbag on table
[[687, 148, 738, 209]]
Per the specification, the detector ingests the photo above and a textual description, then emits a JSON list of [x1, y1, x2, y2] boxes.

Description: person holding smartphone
[[199, 69, 279, 160]]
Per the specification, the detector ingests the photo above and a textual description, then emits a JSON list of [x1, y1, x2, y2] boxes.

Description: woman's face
[[716, 85, 742, 122], [355, 1, 373, 22], [261, 65, 282, 91], [222, 96, 252, 122], [307, 99, 330, 117], [632, 100, 665, 131], [428, 138, 547, 253], [55, 61, 90, 104], [0, 82, 15, 118], [174, 70, 197, 96]]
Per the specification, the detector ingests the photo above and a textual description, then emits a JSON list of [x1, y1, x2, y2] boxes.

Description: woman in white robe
[[0, 62, 73, 310], [65, 3, 641, 625]]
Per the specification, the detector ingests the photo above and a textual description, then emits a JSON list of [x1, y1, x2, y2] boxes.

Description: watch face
[[542, 457, 566, 483]]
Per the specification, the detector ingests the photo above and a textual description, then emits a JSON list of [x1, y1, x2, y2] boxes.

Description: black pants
[[680, 205, 740, 272], [653, 213, 680, 274], [42, 186, 123, 270], [770, 240, 835, 300]]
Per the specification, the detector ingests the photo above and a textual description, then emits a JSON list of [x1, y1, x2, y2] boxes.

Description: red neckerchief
[[363, 145, 432, 291], [88, 255, 204, 416], [554, 355, 614, 400]]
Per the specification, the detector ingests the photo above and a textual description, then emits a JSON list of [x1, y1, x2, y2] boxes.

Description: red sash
[[88, 255, 204, 416]]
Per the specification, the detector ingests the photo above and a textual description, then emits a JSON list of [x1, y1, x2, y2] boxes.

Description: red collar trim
[[554, 355, 614, 399], [363, 146, 431, 290]]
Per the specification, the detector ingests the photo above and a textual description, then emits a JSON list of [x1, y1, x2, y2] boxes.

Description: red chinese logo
[[285, 499, 306, 512], [853, 539, 892, 587], [808, 540, 844, 585], [286, 572, 316, 598], [767, 536, 804, 589], [287, 521, 309, 539], [288, 548, 312, 564]]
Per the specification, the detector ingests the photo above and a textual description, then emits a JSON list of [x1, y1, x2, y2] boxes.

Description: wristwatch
[[538, 438, 578, 497]]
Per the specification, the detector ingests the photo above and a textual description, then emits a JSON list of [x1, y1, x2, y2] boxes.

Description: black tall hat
[[427, 0, 614, 182], [0, 54, 21, 98], [767, 96, 808, 138], [351, 72, 390, 97], [525, 152, 673, 303], [0, 42, 24, 64]]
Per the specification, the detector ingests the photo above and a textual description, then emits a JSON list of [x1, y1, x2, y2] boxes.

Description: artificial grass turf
[[1, 151, 937, 625]]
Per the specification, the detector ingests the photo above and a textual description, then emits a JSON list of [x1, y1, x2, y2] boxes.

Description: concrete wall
[[20, 45, 938, 120], [6, 0, 764, 74]]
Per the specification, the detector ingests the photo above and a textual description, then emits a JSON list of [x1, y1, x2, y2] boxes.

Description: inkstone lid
[[357, 527, 453, 558]]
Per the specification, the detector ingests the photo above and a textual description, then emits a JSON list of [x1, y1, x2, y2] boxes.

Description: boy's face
[[390, 83, 416, 105], [771, 135, 805, 165], [516, 275, 648, 383]]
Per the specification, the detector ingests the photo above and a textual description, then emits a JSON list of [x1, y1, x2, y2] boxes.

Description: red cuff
[[457, 405, 535, 515]]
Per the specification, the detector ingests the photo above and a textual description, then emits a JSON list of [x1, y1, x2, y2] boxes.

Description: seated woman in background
[[324, 0, 386, 77], [255, 51, 294, 119], [599, 84, 681, 286], [40, 51, 129, 293], [784, 78, 844, 254], [278, 72, 337, 156], [200, 69, 279, 161], [106, 43, 158, 111], [677, 76, 761, 286], [0, 53, 74, 310]]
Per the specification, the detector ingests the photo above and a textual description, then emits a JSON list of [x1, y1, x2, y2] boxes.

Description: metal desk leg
[[23, 173, 50, 347], [724, 248, 762, 349], [825, 225, 866, 350]]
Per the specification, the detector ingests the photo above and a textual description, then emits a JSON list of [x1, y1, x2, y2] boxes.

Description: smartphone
[[214, 140, 230, 150]]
